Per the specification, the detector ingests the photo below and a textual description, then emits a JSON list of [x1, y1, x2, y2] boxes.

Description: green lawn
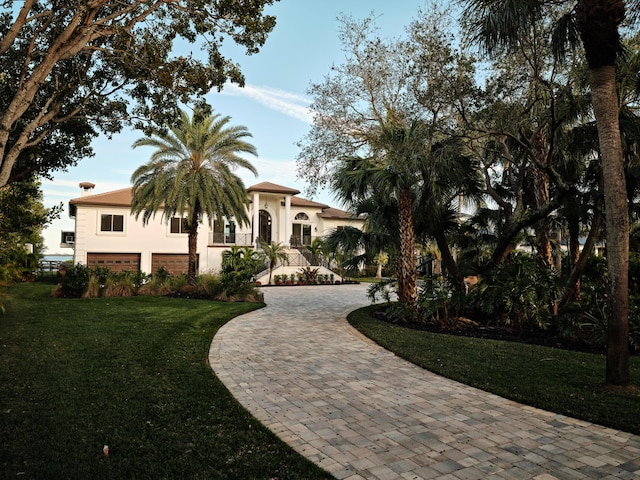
[[1, 280, 332, 480], [348, 305, 640, 436]]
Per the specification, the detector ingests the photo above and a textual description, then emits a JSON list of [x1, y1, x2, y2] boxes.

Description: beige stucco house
[[67, 181, 364, 276]]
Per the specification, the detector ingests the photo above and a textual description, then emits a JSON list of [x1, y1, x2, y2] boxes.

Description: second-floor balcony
[[209, 232, 253, 246]]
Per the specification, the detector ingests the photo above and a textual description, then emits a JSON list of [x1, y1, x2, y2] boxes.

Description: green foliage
[[77, 268, 151, 298], [58, 264, 91, 298], [367, 279, 396, 305], [154, 266, 171, 282], [53, 261, 259, 301], [220, 246, 264, 299], [0, 177, 59, 250], [386, 301, 421, 324], [1, 1, 277, 187], [556, 256, 639, 352], [418, 277, 465, 324], [0, 247, 39, 283], [90, 266, 112, 286], [131, 109, 258, 284], [197, 273, 224, 298], [297, 267, 319, 284], [261, 241, 289, 283], [469, 254, 560, 332]]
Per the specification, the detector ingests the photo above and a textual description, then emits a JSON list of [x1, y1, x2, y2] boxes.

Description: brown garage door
[[87, 253, 141, 272], [151, 253, 198, 276]]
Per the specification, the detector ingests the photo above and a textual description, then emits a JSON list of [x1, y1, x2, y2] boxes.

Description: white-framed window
[[170, 217, 190, 234], [100, 213, 124, 232]]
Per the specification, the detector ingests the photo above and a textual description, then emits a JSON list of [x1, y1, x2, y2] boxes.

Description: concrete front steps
[[255, 265, 343, 285]]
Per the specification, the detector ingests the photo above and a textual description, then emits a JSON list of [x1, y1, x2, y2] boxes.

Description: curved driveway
[[209, 284, 640, 479]]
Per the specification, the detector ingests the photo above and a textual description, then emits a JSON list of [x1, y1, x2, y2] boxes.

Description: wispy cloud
[[221, 83, 313, 124]]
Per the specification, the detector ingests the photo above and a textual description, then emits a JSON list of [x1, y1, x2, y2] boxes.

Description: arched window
[[294, 212, 309, 221]]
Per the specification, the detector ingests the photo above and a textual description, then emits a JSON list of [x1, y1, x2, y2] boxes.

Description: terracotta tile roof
[[247, 182, 301, 195], [68, 184, 360, 221], [69, 187, 134, 207], [318, 207, 362, 220], [289, 196, 329, 209]]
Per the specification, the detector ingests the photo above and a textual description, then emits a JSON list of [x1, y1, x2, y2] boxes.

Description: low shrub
[[58, 263, 90, 298], [197, 273, 223, 298], [469, 253, 560, 332]]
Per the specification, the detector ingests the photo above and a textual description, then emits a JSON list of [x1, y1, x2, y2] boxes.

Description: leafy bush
[[154, 266, 171, 282], [418, 277, 465, 324], [91, 266, 112, 286], [298, 267, 319, 283], [556, 257, 639, 352], [197, 274, 223, 298], [58, 263, 91, 298], [469, 254, 560, 332], [367, 279, 396, 305]]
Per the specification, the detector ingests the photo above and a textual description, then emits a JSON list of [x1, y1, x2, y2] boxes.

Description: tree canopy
[[298, 3, 640, 384], [0, 0, 278, 188]]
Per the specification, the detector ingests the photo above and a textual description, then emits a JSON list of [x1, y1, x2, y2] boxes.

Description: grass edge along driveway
[[0, 280, 333, 480], [348, 305, 640, 437]]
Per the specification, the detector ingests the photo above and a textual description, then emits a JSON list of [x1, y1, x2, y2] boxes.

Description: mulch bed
[[372, 308, 638, 356]]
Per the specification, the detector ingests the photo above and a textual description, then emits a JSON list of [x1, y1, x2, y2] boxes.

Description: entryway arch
[[259, 209, 272, 244]]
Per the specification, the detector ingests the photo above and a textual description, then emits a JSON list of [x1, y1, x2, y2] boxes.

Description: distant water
[[42, 254, 73, 262]]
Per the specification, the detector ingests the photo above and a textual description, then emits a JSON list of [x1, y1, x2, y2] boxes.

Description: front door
[[259, 210, 272, 244]]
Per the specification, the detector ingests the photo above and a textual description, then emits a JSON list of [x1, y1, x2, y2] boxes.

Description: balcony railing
[[290, 235, 314, 247], [209, 232, 253, 246]]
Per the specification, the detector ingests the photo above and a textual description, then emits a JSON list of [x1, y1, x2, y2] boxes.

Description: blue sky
[[42, 0, 431, 253]]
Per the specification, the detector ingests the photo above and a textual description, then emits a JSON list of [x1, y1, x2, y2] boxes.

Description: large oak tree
[[0, 0, 278, 188]]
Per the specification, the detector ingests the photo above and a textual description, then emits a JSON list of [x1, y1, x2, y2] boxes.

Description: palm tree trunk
[[397, 189, 418, 308], [590, 65, 630, 386], [187, 207, 200, 286]]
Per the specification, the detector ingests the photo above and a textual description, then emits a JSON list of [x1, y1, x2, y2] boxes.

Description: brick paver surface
[[208, 284, 640, 479]]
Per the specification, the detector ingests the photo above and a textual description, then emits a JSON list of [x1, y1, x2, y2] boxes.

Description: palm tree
[[462, 0, 637, 384], [334, 120, 428, 307], [307, 237, 325, 265], [261, 241, 289, 284], [131, 109, 258, 285]]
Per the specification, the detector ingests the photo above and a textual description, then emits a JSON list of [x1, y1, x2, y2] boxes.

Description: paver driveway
[[209, 284, 640, 480]]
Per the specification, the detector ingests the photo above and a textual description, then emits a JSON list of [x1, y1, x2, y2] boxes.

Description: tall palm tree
[[131, 109, 258, 285], [462, 0, 637, 385], [261, 241, 289, 284], [334, 120, 428, 307]]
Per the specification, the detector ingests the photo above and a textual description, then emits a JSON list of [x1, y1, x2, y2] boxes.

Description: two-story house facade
[[68, 181, 365, 276]]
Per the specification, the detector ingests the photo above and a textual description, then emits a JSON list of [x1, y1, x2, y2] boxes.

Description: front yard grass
[[0, 280, 332, 480], [348, 305, 640, 436]]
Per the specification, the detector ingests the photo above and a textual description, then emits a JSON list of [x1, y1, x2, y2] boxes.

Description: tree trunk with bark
[[590, 66, 630, 385], [187, 206, 200, 286], [576, 0, 629, 386], [397, 189, 418, 308]]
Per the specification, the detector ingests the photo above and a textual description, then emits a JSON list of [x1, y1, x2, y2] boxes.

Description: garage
[[87, 253, 141, 272], [151, 253, 198, 276]]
